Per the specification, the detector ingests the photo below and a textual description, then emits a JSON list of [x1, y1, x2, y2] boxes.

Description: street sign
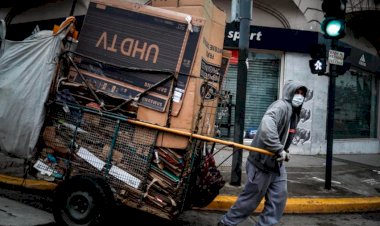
[[328, 49, 344, 65]]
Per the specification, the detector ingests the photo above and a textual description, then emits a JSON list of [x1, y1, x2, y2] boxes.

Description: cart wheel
[[53, 175, 114, 226]]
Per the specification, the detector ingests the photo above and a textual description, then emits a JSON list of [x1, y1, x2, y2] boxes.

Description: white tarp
[[0, 17, 75, 159]]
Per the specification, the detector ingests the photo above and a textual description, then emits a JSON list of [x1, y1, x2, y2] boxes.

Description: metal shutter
[[221, 57, 280, 138]]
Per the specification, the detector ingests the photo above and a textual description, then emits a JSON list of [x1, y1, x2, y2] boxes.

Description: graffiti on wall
[[292, 88, 313, 145]]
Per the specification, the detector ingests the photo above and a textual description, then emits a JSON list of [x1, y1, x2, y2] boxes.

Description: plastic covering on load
[[0, 17, 75, 159]]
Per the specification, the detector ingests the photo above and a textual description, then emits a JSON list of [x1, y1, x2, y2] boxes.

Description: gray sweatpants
[[221, 160, 287, 226]]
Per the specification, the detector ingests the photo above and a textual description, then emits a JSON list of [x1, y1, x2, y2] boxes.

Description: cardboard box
[[75, 0, 205, 113], [68, 67, 171, 112], [152, 0, 179, 7], [152, 0, 217, 8], [166, 4, 227, 136], [137, 0, 227, 148], [75, 0, 226, 149], [101, 144, 124, 163]]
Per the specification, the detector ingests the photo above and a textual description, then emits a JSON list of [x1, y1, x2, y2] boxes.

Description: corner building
[[213, 0, 380, 155], [1, 0, 379, 154]]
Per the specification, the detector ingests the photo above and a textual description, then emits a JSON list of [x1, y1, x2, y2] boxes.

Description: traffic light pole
[[231, 0, 252, 186], [325, 39, 338, 190], [319, 0, 348, 190]]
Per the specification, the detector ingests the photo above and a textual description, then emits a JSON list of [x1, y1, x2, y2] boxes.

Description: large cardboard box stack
[[73, 0, 227, 149], [138, 0, 227, 148], [74, 0, 205, 114]]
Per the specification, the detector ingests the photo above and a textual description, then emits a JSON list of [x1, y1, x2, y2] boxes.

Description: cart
[[0, 6, 273, 226], [23, 49, 271, 225]]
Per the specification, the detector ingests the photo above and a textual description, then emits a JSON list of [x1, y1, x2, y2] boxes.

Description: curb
[[2, 174, 380, 214], [202, 195, 380, 214], [0, 174, 56, 190]]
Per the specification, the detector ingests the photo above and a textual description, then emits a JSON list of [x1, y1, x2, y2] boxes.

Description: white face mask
[[292, 94, 304, 107]]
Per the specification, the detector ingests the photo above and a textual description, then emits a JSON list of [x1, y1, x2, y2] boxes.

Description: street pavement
[[212, 152, 380, 214], [0, 150, 380, 225], [0, 196, 54, 226]]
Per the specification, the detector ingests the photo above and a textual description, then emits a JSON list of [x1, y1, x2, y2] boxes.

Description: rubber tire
[[52, 175, 114, 226]]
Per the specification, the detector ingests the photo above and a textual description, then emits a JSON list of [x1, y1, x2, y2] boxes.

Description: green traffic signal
[[325, 20, 344, 37], [321, 17, 346, 39]]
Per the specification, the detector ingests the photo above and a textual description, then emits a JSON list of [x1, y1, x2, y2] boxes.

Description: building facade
[[1, 0, 379, 154], [213, 0, 380, 154]]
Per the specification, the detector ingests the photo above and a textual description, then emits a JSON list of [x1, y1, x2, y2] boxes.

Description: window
[[334, 68, 378, 139]]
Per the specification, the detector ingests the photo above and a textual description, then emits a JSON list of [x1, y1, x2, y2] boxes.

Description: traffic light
[[321, 0, 347, 39], [309, 59, 327, 75], [321, 18, 345, 39], [309, 44, 327, 75]]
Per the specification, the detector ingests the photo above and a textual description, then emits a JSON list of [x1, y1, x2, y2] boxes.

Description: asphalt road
[[0, 184, 379, 226]]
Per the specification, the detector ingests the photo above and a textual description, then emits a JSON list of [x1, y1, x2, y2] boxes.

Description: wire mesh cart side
[[32, 101, 199, 222]]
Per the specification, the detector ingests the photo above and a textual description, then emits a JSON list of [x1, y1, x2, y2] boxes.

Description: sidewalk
[[0, 152, 379, 225], [207, 151, 380, 214]]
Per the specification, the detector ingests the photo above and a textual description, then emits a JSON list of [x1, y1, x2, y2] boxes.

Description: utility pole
[[230, 0, 252, 186], [317, 0, 349, 189], [325, 39, 337, 189]]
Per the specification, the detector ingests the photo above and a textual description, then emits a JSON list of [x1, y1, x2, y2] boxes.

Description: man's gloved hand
[[276, 150, 290, 162]]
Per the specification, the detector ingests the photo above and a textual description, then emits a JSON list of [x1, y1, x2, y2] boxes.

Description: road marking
[[362, 178, 380, 186], [312, 177, 341, 184]]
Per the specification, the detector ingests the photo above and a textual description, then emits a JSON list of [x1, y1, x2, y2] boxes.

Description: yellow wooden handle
[[127, 119, 274, 156]]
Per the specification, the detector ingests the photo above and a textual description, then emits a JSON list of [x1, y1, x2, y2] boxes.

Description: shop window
[[334, 68, 378, 139]]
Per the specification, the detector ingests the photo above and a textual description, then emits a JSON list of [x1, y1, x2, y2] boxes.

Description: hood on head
[[282, 80, 308, 102]]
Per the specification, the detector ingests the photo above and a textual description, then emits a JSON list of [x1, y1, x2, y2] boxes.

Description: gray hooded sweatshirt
[[247, 80, 308, 175]]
